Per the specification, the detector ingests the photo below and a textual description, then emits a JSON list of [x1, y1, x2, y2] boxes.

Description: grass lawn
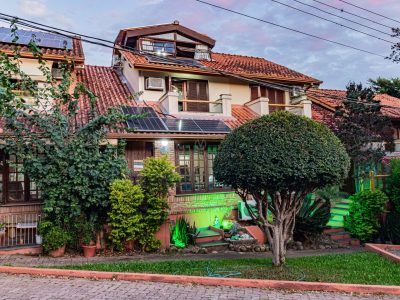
[[54, 252, 400, 285]]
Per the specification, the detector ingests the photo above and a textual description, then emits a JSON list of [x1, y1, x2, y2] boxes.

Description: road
[[0, 273, 396, 300]]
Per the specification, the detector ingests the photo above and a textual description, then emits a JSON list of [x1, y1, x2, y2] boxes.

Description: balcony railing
[[0, 213, 41, 248], [160, 92, 232, 116], [245, 96, 312, 118]]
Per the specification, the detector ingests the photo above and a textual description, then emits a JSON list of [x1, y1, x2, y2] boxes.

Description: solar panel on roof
[[163, 119, 231, 133], [0, 28, 73, 50], [122, 106, 168, 132], [145, 54, 204, 68]]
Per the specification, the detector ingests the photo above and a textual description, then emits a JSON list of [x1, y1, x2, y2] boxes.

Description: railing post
[[160, 92, 179, 115], [220, 94, 232, 117], [301, 99, 312, 118]]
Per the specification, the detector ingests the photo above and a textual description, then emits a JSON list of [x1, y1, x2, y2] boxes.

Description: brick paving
[[0, 247, 362, 267], [0, 273, 396, 300]]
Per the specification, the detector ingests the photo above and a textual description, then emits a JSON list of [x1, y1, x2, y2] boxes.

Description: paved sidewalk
[[0, 273, 395, 300], [0, 247, 362, 267]]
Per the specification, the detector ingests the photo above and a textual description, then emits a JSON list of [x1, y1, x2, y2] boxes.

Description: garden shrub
[[387, 159, 400, 211], [293, 194, 330, 242], [345, 190, 388, 242], [39, 221, 71, 252], [137, 156, 181, 252], [109, 179, 144, 250]]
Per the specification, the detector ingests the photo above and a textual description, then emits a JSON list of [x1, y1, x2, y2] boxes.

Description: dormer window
[[194, 45, 210, 60], [140, 39, 175, 55]]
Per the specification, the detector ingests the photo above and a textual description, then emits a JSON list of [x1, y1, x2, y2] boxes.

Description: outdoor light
[[161, 140, 169, 147], [160, 140, 169, 155]]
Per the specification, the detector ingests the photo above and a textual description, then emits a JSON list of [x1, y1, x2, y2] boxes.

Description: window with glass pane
[[176, 143, 230, 194], [0, 150, 41, 204]]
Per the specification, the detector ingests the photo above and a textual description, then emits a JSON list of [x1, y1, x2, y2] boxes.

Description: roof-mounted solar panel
[[122, 106, 168, 132], [144, 54, 204, 68], [163, 118, 231, 133], [0, 28, 73, 50]]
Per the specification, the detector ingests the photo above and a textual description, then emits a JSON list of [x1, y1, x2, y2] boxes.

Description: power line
[[270, 0, 394, 44], [195, 0, 385, 57], [291, 0, 395, 38], [311, 0, 393, 30], [0, 14, 296, 92], [338, 0, 400, 25]]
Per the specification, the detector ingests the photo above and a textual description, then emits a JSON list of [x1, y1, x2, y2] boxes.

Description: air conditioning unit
[[145, 77, 164, 90]]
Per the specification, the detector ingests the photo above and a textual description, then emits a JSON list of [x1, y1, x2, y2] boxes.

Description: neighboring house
[[0, 22, 322, 250], [0, 27, 84, 251], [307, 88, 400, 192]]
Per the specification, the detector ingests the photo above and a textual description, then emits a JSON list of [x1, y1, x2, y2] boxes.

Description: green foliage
[[139, 156, 181, 199], [137, 156, 181, 252], [385, 209, 400, 244], [109, 179, 144, 250], [214, 111, 349, 194], [345, 190, 388, 242], [293, 194, 330, 242], [40, 221, 71, 252], [0, 24, 134, 230], [386, 159, 400, 211], [170, 217, 198, 248], [369, 77, 400, 99], [72, 217, 96, 246], [335, 82, 394, 162]]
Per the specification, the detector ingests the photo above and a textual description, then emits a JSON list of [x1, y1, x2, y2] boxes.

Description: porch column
[[259, 97, 270, 116], [160, 92, 179, 115], [301, 99, 312, 118], [220, 94, 232, 117]]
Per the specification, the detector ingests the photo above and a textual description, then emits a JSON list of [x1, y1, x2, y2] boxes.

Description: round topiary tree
[[214, 111, 350, 266]]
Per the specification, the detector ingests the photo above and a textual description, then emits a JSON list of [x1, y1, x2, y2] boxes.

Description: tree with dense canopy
[[335, 82, 393, 163], [214, 111, 350, 266], [369, 77, 400, 99]]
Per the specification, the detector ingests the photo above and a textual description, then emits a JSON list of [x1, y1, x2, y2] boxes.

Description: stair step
[[197, 241, 229, 248], [324, 227, 346, 234], [335, 204, 350, 209], [335, 237, 360, 246], [329, 215, 344, 221], [338, 199, 352, 204], [326, 221, 345, 228], [330, 208, 349, 215], [197, 230, 220, 238], [330, 233, 351, 240]]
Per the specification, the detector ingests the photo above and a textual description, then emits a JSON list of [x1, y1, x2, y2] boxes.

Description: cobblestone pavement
[[0, 274, 396, 300], [0, 247, 362, 267]]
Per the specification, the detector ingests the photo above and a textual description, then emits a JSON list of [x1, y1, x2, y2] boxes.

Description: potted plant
[[77, 218, 97, 258], [39, 221, 70, 257]]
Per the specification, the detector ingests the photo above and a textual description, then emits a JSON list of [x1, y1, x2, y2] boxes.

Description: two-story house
[[80, 21, 321, 246], [0, 27, 84, 252]]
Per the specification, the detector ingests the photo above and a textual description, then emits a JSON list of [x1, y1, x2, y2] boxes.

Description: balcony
[[160, 92, 232, 117], [245, 95, 312, 118]]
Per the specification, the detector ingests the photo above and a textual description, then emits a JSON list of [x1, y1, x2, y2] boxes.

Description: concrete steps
[[324, 227, 360, 247]]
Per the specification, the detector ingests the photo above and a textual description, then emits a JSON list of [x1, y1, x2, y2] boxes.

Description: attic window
[[194, 44, 210, 60], [140, 39, 175, 55]]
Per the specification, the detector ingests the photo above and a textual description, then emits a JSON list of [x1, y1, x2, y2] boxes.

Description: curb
[[365, 243, 400, 263], [0, 266, 400, 295]]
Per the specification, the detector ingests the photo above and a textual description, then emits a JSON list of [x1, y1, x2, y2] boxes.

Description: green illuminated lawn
[[55, 252, 400, 285]]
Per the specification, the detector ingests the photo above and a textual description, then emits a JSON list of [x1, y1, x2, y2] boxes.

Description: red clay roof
[[307, 88, 400, 120], [0, 37, 84, 63], [75, 65, 256, 134], [122, 51, 321, 85]]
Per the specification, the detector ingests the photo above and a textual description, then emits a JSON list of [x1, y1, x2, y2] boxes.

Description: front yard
[[54, 252, 400, 285]]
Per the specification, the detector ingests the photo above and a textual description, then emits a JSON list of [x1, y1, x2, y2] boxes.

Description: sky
[[0, 0, 399, 89]]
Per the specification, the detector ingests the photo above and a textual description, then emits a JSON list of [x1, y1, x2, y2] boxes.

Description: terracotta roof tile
[[122, 51, 321, 84], [76, 66, 256, 134], [307, 88, 400, 120], [0, 37, 84, 63]]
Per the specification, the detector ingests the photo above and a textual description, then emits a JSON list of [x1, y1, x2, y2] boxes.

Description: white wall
[[15, 58, 53, 81]]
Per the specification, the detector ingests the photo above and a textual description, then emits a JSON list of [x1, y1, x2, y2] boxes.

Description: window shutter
[[250, 86, 259, 101], [186, 81, 209, 112]]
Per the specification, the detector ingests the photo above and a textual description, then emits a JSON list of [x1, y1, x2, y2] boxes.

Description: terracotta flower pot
[[125, 240, 135, 251], [49, 245, 66, 258], [82, 244, 96, 258]]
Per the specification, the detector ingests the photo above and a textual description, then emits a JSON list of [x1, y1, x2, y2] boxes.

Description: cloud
[[18, 0, 48, 17]]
